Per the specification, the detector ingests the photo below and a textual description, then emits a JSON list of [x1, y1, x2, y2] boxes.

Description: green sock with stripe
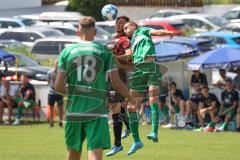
[[128, 111, 141, 142], [150, 103, 159, 134], [221, 122, 228, 130]]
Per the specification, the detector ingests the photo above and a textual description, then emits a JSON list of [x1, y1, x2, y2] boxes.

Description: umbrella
[[155, 42, 198, 62], [188, 47, 240, 70], [0, 49, 15, 63]]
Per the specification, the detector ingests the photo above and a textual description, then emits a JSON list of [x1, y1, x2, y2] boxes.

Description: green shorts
[[65, 117, 110, 152], [173, 104, 180, 113], [130, 62, 162, 92], [222, 105, 237, 119], [15, 97, 35, 109]]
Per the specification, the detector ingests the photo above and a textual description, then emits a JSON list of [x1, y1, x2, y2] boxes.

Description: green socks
[[221, 122, 228, 130], [128, 111, 141, 142], [150, 103, 159, 134]]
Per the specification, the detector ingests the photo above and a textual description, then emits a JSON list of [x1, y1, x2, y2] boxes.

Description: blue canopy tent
[[188, 47, 240, 70], [0, 49, 15, 63], [0, 49, 15, 79], [155, 42, 198, 62]]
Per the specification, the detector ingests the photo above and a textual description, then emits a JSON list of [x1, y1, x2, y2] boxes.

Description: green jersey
[[131, 27, 155, 64], [58, 41, 116, 117]]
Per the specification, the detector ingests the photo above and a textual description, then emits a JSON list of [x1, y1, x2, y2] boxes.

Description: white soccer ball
[[101, 4, 118, 21]]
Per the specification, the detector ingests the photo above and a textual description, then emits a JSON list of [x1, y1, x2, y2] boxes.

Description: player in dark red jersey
[[105, 16, 132, 157]]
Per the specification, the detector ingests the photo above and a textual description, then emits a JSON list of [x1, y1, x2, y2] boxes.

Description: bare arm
[[150, 30, 174, 37], [205, 101, 217, 111], [55, 71, 67, 95], [114, 48, 132, 61]]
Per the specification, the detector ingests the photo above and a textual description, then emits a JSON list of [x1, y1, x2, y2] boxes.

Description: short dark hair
[[126, 21, 138, 29], [219, 69, 226, 73], [79, 16, 95, 28], [170, 82, 177, 87], [116, 16, 130, 22]]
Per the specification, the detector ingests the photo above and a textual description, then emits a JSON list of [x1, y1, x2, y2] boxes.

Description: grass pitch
[[0, 123, 240, 160]]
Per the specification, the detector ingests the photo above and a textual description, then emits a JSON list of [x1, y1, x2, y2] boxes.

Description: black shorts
[[107, 69, 127, 104], [48, 94, 63, 106]]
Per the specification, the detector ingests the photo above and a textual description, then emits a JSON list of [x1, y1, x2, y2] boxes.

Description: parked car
[[192, 32, 240, 49], [1, 52, 50, 81], [0, 40, 27, 49], [217, 23, 240, 32], [38, 11, 83, 22], [96, 21, 115, 35], [0, 27, 64, 48], [30, 36, 107, 60], [37, 21, 113, 41], [223, 7, 240, 23], [154, 36, 215, 53], [148, 9, 187, 19], [138, 19, 184, 36], [167, 14, 227, 32], [0, 17, 36, 28]]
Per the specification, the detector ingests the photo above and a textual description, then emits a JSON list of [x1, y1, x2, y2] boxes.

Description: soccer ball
[[101, 4, 118, 21]]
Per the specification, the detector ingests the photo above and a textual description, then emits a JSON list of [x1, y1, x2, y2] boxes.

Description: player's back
[[58, 41, 114, 116]]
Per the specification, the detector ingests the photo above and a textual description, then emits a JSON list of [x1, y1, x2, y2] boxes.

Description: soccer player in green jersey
[[55, 16, 133, 160], [123, 21, 174, 155]]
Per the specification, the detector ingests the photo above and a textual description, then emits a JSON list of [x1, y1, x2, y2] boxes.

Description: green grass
[[0, 123, 240, 160]]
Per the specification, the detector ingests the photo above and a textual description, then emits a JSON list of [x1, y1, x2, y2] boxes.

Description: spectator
[[12, 74, 36, 125], [167, 82, 185, 116], [0, 80, 18, 125], [213, 69, 229, 89], [233, 68, 240, 90], [185, 87, 203, 124], [205, 78, 238, 132], [191, 70, 208, 92], [196, 85, 220, 131], [47, 60, 63, 128]]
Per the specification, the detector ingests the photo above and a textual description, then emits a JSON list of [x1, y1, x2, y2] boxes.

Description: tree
[[66, 0, 108, 21]]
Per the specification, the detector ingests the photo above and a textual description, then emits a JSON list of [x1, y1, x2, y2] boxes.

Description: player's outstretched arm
[[150, 30, 174, 38], [55, 71, 67, 94], [109, 70, 134, 104]]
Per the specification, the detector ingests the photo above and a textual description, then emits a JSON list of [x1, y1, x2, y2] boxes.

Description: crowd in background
[[140, 68, 240, 132]]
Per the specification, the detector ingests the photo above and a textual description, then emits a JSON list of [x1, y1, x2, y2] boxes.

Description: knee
[[186, 100, 190, 106], [180, 100, 185, 106]]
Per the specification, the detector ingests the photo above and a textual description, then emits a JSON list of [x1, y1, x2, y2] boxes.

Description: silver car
[[30, 36, 107, 60], [0, 27, 64, 48]]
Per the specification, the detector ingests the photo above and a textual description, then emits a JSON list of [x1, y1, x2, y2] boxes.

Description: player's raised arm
[[150, 29, 174, 38]]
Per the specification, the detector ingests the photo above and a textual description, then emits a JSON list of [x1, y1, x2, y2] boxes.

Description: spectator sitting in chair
[[13, 74, 36, 125], [185, 87, 203, 125], [191, 70, 208, 93], [194, 85, 220, 132], [213, 69, 229, 90], [167, 82, 186, 116], [0, 80, 18, 125], [205, 78, 238, 132]]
